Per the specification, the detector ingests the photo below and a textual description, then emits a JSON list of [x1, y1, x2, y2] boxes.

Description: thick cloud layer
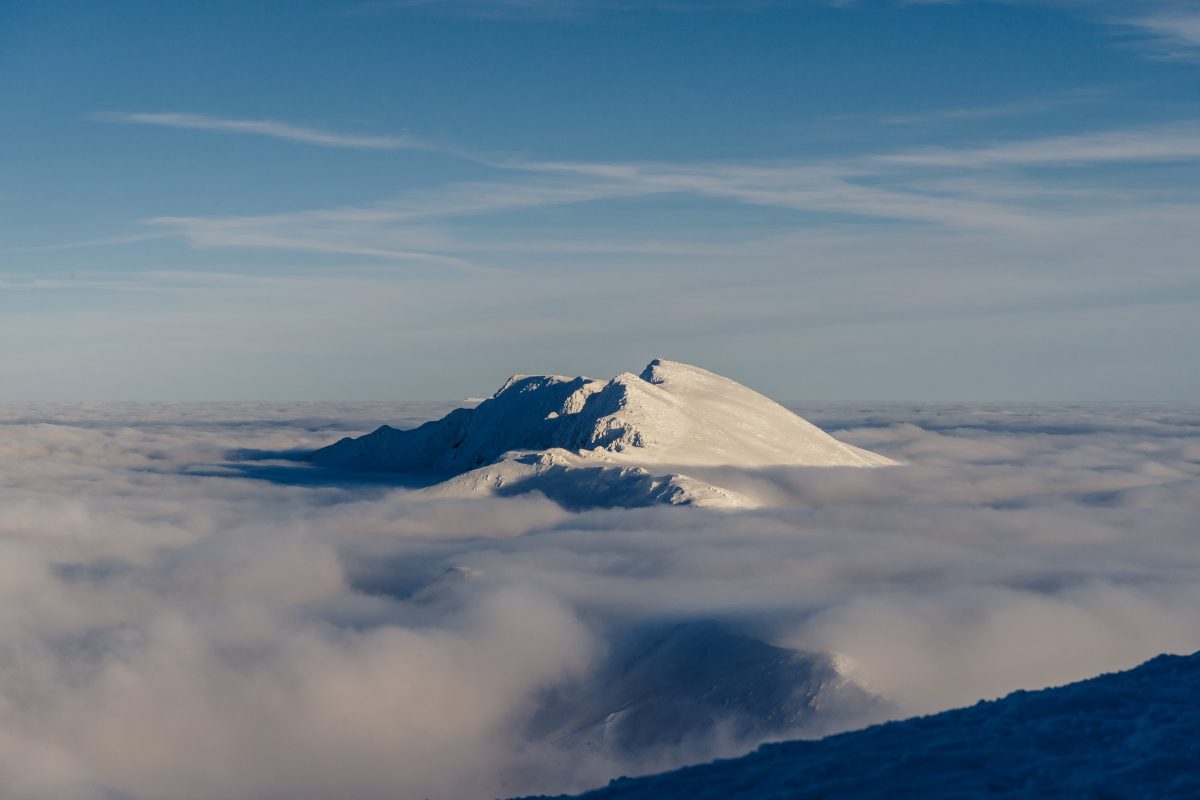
[[0, 401, 1198, 799]]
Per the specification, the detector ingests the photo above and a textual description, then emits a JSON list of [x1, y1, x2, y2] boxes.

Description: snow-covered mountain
[[310, 359, 895, 508], [521, 649, 1200, 800]]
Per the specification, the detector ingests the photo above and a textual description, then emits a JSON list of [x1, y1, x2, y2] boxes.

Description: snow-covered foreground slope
[[522, 650, 1200, 800], [310, 359, 895, 508]]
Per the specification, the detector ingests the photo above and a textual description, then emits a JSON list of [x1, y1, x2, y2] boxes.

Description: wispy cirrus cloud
[[140, 177, 664, 268], [507, 159, 1046, 230], [142, 157, 1045, 268], [897, 2, 1200, 62], [73, 115, 1200, 269], [877, 122, 1200, 167], [143, 211, 481, 270], [1016, 1, 1200, 60], [346, 0, 1200, 48], [879, 86, 1116, 126], [95, 111, 431, 151], [0, 232, 173, 254], [1125, 10, 1200, 57]]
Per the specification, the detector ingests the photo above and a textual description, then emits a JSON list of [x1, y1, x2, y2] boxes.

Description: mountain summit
[[310, 359, 895, 508]]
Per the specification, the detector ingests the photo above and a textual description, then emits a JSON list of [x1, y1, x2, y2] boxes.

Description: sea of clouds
[[1, 400, 1198, 799]]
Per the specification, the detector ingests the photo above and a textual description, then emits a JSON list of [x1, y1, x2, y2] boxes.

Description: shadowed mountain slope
[[519, 650, 1200, 800]]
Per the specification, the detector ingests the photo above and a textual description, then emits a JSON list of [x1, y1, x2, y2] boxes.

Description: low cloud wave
[[0, 401, 1198, 798]]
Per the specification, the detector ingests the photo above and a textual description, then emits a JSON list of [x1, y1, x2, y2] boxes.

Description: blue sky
[[2, 0, 1199, 400]]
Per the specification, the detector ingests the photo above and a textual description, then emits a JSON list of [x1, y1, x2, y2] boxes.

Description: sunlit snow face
[[0, 401, 1198, 799]]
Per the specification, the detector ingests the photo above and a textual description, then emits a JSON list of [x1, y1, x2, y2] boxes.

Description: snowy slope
[[520, 650, 1200, 800], [418, 449, 754, 509], [588, 359, 893, 469], [310, 359, 895, 508]]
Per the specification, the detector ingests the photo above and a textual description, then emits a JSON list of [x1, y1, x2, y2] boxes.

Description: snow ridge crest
[[310, 359, 896, 508]]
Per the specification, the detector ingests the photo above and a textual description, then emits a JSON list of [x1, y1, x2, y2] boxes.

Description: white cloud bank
[[0, 400, 1198, 798]]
